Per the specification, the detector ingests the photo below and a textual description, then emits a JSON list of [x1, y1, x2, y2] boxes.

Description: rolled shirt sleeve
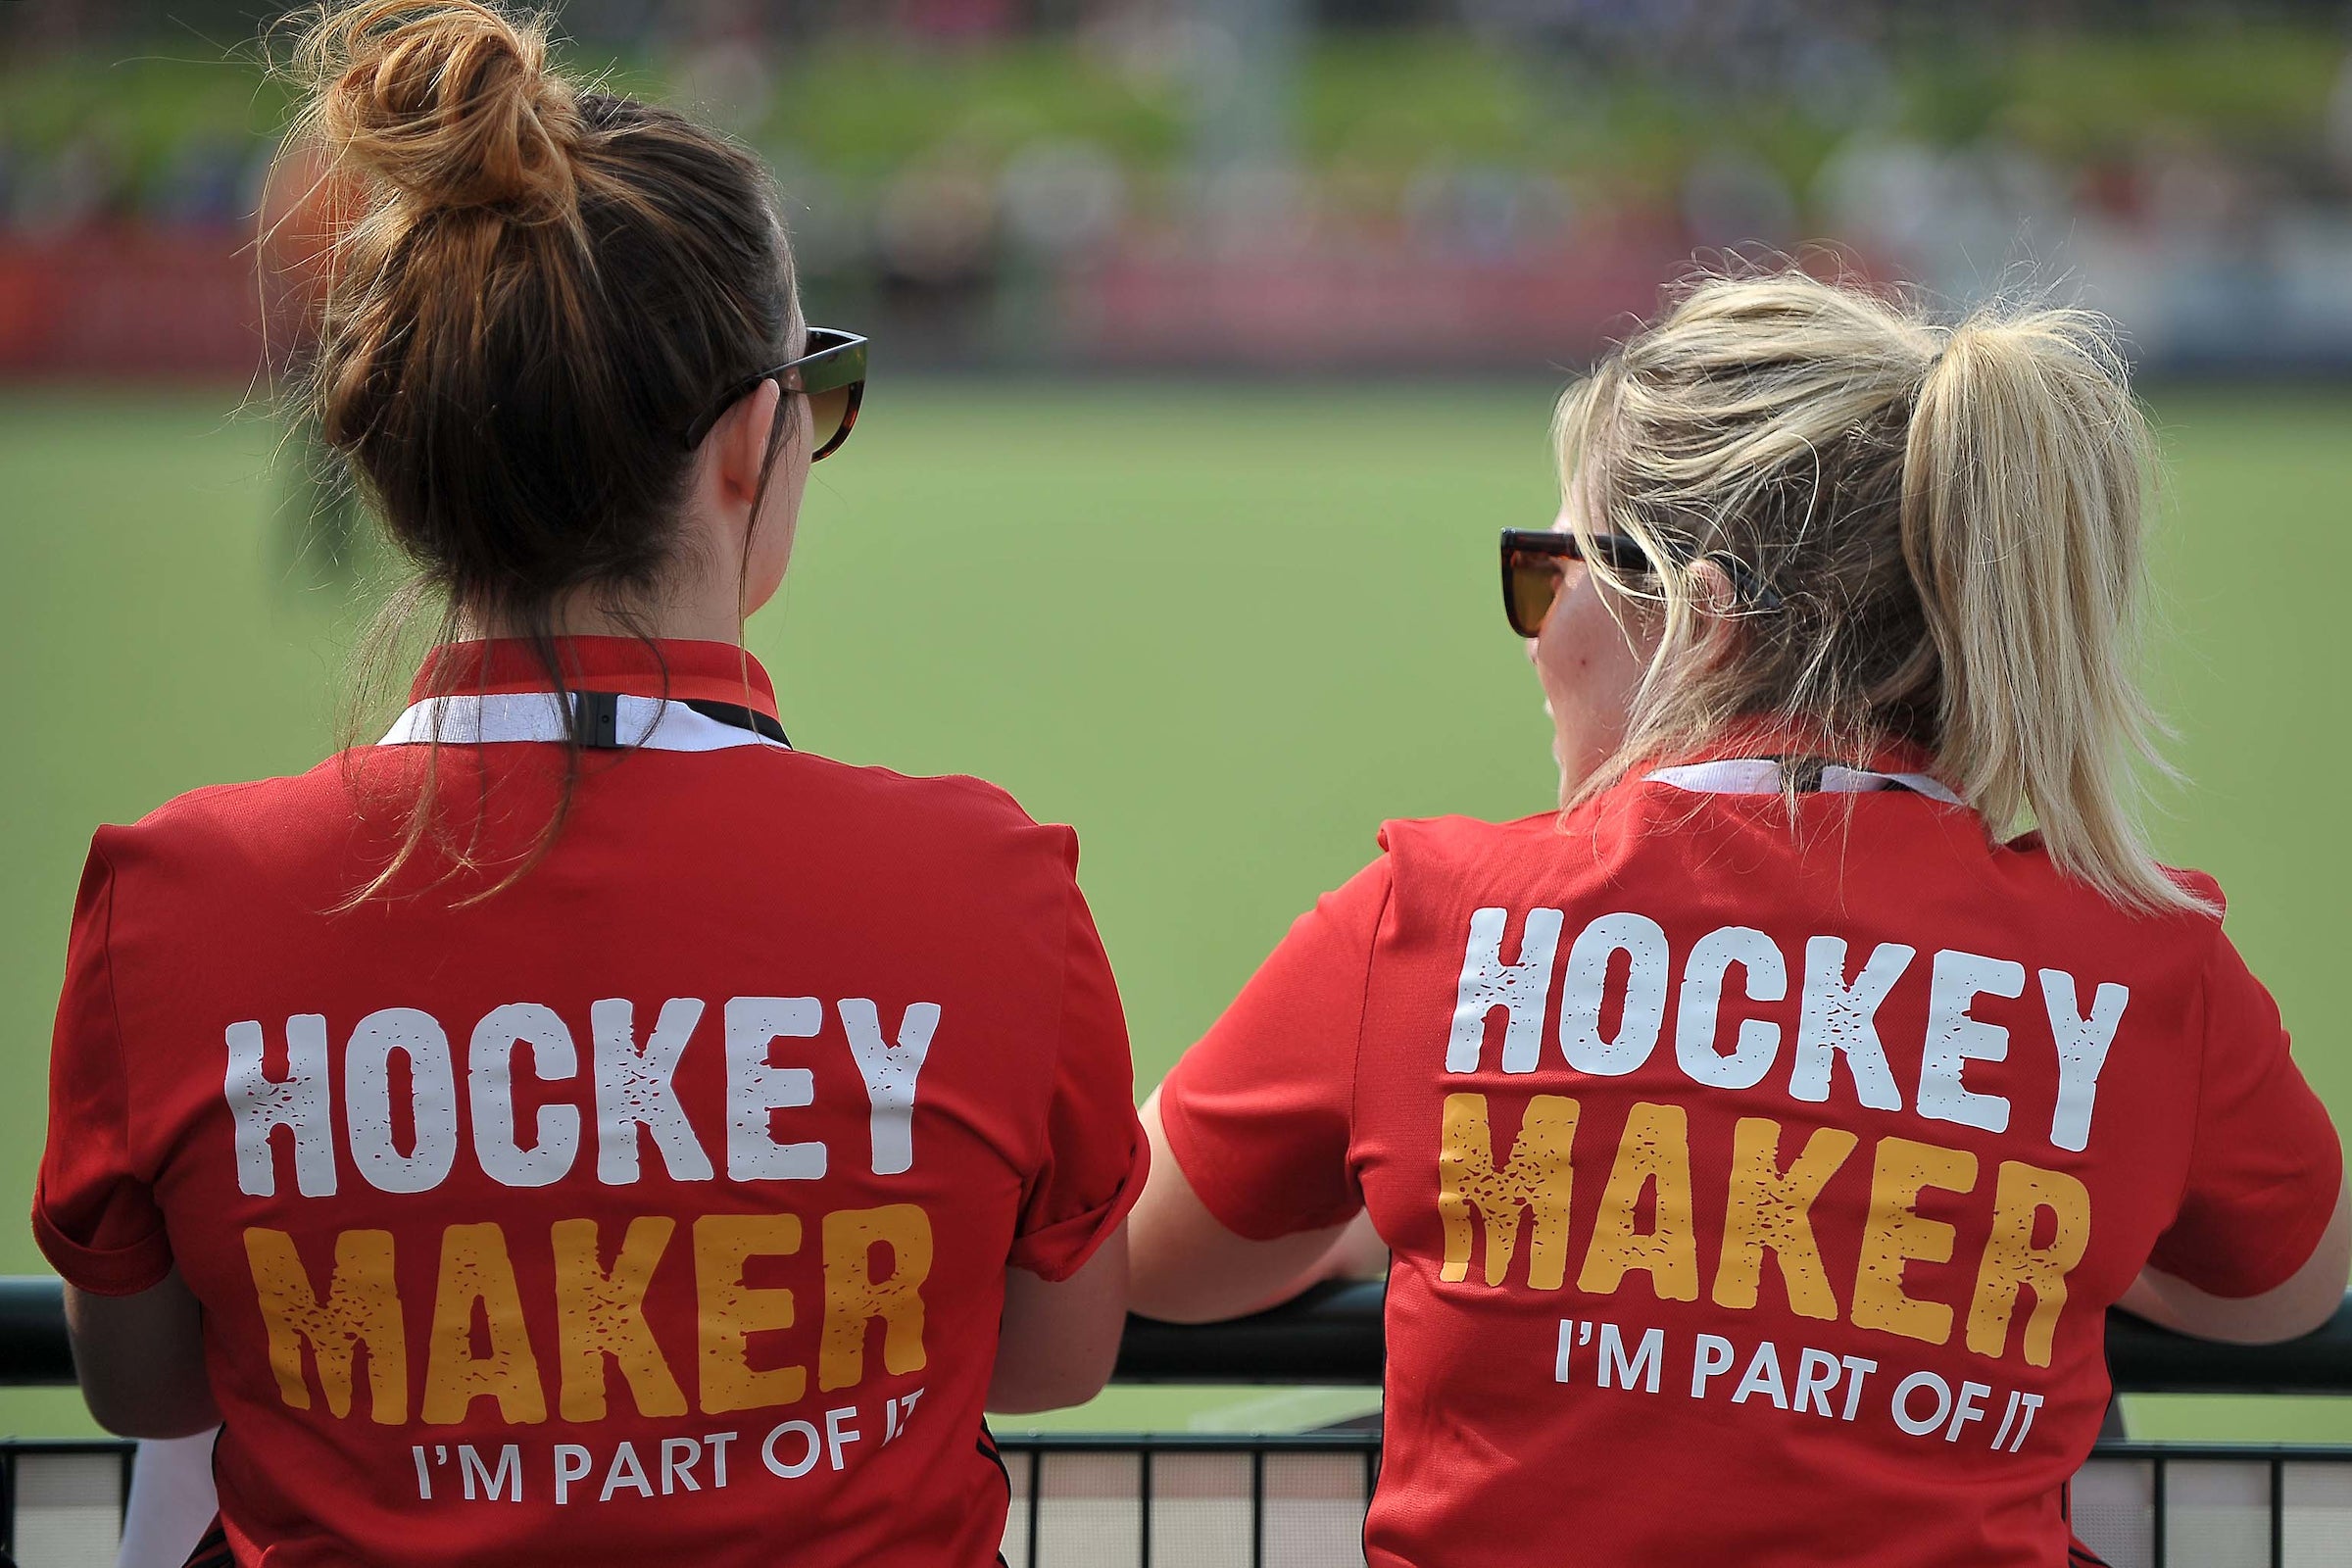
[[2145, 924, 2344, 1298], [1007, 863, 1150, 1282], [32, 838, 173, 1296], [1157, 857, 1392, 1242]]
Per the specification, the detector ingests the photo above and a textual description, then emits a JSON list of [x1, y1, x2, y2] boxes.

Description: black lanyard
[[1757, 755, 1925, 796], [571, 691, 791, 750]]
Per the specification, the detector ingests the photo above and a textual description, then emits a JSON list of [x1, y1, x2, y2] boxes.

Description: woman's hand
[[1125, 1088, 1383, 1324], [64, 1268, 220, 1439]]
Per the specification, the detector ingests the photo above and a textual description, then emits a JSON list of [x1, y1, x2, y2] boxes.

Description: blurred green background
[[8, 24, 2341, 212], [1, 381, 2347, 1441]]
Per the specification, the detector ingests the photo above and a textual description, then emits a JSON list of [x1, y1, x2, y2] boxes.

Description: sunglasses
[[1499, 526, 1783, 638], [683, 327, 868, 459]]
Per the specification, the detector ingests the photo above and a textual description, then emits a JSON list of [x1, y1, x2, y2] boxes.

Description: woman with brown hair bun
[[31, 5, 1146, 1564], [1129, 270, 2348, 1566]]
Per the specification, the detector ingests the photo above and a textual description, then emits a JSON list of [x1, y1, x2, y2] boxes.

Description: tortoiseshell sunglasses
[[683, 327, 867, 459], [1499, 527, 1783, 638]]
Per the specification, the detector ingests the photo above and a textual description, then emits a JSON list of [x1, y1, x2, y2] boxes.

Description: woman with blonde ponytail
[[34, 4, 1145, 1564], [1131, 269, 2347, 1566]]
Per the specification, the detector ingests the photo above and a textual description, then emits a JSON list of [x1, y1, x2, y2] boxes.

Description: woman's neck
[[455, 587, 746, 647]]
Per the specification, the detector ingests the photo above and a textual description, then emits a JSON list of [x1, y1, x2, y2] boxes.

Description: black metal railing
[[1107, 1279, 2352, 1394], [16, 1275, 2352, 1394], [7, 1276, 2352, 1568]]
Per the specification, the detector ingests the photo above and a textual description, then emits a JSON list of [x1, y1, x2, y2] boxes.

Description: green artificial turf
[[0, 382, 2345, 1441]]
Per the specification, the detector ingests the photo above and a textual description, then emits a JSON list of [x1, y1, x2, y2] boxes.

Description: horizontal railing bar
[[1, 1436, 2345, 1459], [1113, 1280, 2352, 1394], [2107, 1301, 2352, 1394], [1116, 1281, 1387, 1387], [10, 1275, 2352, 1394], [990, 1436, 2352, 1460], [994, 1432, 1382, 1452], [0, 1277, 71, 1387], [2083, 1442, 2352, 1461]]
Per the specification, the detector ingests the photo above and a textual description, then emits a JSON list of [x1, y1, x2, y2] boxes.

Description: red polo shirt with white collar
[[36, 637, 1146, 1567], [1160, 735, 2338, 1568]]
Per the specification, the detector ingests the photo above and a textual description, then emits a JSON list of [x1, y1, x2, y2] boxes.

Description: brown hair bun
[[272, 0, 800, 904], [294, 0, 584, 218]]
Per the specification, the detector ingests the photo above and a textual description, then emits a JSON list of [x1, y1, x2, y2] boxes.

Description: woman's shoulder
[[1375, 808, 1569, 865], [1991, 828, 2232, 935], [1381, 807, 1562, 841], [780, 750, 1027, 813], [1366, 809, 1577, 906], [66, 765, 367, 942], [94, 760, 355, 863], [764, 751, 1070, 852]]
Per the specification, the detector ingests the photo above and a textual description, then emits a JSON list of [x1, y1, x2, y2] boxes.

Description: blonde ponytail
[[1554, 268, 2204, 915], [1901, 311, 2188, 911]]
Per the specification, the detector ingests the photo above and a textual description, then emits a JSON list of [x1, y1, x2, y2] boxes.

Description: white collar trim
[[376, 692, 784, 753], [1644, 758, 1963, 806]]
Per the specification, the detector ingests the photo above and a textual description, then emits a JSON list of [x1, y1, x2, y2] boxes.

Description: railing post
[[2269, 1455, 2283, 1568], [1026, 1447, 1041, 1568], [1137, 1446, 1152, 1568], [1248, 1447, 1264, 1568]]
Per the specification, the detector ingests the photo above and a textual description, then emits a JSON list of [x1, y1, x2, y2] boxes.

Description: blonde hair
[[1555, 266, 2197, 913]]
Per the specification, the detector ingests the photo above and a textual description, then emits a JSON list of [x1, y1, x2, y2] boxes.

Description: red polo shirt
[[36, 637, 1146, 1568], [1161, 741, 2339, 1568]]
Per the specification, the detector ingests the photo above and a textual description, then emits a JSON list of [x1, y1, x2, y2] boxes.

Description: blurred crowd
[[8, 0, 2352, 370]]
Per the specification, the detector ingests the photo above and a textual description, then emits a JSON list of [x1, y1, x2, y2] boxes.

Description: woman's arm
[[64, 1267, 220, 1439], [988, 1225, 1131, 1414], [1127, 1089, 1380, 1324], [2119, 1173, 2351, 1344]]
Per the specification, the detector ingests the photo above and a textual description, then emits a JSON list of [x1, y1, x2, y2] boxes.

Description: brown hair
[[273, 0, 798, 898], [1553, 267, 2197, 913]]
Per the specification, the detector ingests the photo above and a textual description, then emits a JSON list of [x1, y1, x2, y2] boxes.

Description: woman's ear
[[712, 378, 784, 515], [1687, 557, 1747, 667]]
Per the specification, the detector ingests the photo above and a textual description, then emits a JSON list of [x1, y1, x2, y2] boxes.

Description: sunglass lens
[[806, 386, 852, 458], [1506, 554, 1558, 638]]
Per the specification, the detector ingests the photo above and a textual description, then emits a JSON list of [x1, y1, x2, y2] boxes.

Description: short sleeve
[[1156, 858, 1392, 1242], [31, 840, 173, 1296], [2146, 926, 2343, 1298], [1008, 862, 1150, 1282]]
